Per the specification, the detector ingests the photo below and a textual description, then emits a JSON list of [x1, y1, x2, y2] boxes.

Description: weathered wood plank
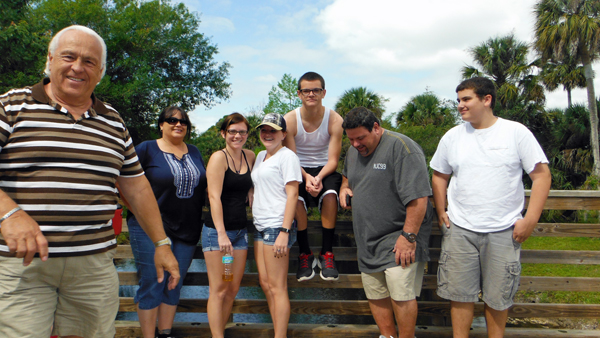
[[520, 249, 600, 264], [118, 298, 600, 318], [116, 245, 600, 264], [114, 321, 600, 338], [118, 272, 600, 292], [428, 190, 600, 210], [120, 221, 600, 237]]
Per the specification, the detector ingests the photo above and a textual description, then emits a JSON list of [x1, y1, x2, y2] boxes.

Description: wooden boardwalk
[[115, 190, 600, 337]]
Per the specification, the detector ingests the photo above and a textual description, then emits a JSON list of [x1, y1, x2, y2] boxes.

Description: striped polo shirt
[[0, 79, 144, 257]]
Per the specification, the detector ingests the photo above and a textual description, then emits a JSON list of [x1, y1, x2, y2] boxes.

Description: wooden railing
[[114, 190, 600, 337]]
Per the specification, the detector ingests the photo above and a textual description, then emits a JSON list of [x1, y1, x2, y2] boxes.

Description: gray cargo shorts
[[436, 221, 521, 311]]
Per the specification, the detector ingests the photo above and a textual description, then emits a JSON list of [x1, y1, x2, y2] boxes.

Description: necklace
[[225, 148, 242, 174]]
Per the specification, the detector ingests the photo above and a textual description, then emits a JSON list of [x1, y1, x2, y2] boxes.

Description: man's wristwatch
[[400, 230, 417, 243], [154, 237, 172, 248], [278, 227, 291, 233]]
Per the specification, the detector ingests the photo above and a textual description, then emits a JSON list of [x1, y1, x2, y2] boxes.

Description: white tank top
[[294, 107, 330, 168]]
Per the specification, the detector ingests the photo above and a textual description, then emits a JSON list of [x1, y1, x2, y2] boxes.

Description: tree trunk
[[581, 49, 600, 179], [567, 88, 572, 108]]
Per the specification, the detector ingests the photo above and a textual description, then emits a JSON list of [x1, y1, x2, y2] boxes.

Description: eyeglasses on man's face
[[299, 88, 323, 96], [226, 129, 248, 136], [164, 117, 189, 126]]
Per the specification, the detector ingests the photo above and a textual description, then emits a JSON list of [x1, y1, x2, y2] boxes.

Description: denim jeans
[[128, 217, 197, 309]]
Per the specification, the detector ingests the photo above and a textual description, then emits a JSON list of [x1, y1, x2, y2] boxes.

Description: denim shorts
[[436, 220, 521, 311], [201, 225, 248, 252], [128, 218, 197, 310], [254, 226, 297, 248]]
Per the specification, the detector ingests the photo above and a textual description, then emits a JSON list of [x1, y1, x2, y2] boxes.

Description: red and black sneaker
[[296, 252, 316, 282], [317, 251, 339, 281]]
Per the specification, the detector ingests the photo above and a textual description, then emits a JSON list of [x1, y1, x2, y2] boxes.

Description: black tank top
[[204, 150, 253, 230]]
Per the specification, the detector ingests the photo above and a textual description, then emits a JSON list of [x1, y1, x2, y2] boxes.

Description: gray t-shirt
[[343, 130, 433, 273]]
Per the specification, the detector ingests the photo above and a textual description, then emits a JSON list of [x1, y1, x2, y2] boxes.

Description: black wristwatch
[[278, 227, 291, 233], [400, 230, 417, 243]]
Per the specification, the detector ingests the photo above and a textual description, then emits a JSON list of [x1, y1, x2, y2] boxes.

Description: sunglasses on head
[[164, 117, 189, 126]]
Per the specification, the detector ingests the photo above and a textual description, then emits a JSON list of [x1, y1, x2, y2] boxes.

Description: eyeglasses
[[226, 129, 248, 136], [299, 88, 323, 96], [164, 117, 189, 126]]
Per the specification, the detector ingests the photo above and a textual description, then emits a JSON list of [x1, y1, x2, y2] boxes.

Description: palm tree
[[462, 34, 545, 110], [396, 90, 458, 127], [539, 53, 586, 108], [534, 0, 600, 178], [334, 87, 388, 119]]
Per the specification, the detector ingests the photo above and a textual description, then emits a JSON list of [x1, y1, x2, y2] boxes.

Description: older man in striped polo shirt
[[0, 25, 179, 338]]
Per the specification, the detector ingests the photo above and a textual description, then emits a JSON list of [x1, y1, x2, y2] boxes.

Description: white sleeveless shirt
[[294, 107, 331, 168]]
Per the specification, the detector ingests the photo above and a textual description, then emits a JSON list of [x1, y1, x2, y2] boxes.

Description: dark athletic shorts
[[299, 166, 342, 210]]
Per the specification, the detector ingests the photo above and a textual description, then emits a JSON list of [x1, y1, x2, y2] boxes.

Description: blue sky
[[178, 0, 599, 133]]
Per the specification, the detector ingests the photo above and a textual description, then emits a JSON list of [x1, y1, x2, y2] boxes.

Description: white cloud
[[201, 16, 235, 33], [181, 0, 600, 134], [316, 0, 538, 72], [255, 74, 278, 82]]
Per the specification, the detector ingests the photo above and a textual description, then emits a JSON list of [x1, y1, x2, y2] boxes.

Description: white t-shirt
[[430, 118, 548, 232], [251, 147, 302, 231]]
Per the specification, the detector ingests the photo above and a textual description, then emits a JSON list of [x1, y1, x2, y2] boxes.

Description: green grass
[[517, 237, 600, 304], [522, 237, 600, 251], [116, 232, 129, 245]]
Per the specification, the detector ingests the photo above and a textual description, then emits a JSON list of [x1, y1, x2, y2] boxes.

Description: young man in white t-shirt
[[430, 77, 551, 338], [283, 72, 344, 282]]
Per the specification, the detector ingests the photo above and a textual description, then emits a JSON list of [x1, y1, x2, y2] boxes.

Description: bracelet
[[278, 227, 291, 233], [0, 206, 21, 224], [154, 237, 172, 248]]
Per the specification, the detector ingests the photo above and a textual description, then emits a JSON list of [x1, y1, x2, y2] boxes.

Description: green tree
[[539, 53, 586, 108], [462, 34, 545, 110], [534, 0, 600, 178], [334, 87, 388, 119], [263, 73, 301, 115], [396, 90, 458, 127], [0, 1, 48, 92], [11, 0, 231, 143]]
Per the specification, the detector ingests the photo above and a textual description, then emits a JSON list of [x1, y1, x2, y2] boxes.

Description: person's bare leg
[[391, 299, 417, 338], [295, 200, 308, 232], [263, 244, 291, 338], [320, 193, 337, 230], [205, 250, 228, 338], [221, 250, 247, 331], [368, 297, 397, 338], [157, 304, 177, 334], [484, 304, 508, 338], [254, 241, 275, 315], [136, 306, 158, 338], [450, 301, 474, 338], [205, 249, 247, 337]]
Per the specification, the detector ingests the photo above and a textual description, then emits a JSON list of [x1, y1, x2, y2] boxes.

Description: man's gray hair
[[44, 25, 107, 80]]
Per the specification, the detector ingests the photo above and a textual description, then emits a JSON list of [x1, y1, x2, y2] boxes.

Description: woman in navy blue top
[[128, 106, 206, 338]]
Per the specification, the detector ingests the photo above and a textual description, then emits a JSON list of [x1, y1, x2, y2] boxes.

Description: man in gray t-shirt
[[340, 107, 433, 338]]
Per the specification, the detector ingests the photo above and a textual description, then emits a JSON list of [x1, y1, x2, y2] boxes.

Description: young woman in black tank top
[[203, 113, 255, 338]]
